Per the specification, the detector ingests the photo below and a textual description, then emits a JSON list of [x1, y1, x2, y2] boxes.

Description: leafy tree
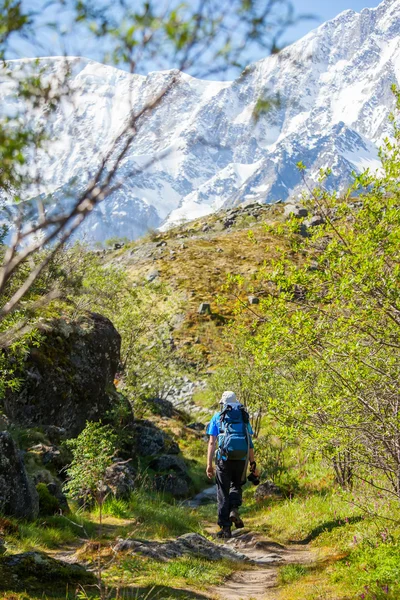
[[64, 420, 118, 599], [226, 90, 400, 500], [64, 420, 117, 512]]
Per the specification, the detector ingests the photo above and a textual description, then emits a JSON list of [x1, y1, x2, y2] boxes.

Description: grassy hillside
[[107, 202, 291, 370]]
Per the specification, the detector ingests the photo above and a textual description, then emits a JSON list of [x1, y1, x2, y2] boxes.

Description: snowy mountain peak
[[1, 0, 399, 243]]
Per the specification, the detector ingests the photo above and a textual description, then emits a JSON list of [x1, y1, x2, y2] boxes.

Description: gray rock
[[45, 425, 67, 444], [223, 219, 235, 229], [154, 473, 189, 497], [46, 483, 70, 513], [304, 214, 325, 227], [115, 533, 248, 562], [198, 303, 211, 315], [134, 424, 166, 456], [248, 296, 260, 305], [187, 422, 205, 432], [1, 551, 95, 586], [254, 480, 283, 501], [149, 397, 174, 417], [149, 455, 188, 477], [156, 240, 167, 247], [105, 461, 136, 499], [133, 422, 180, 457], [284, 204, 308, 218], [0, 432, 39, 520], [146, 269, 159, 282], [3, 313, 122, 437]]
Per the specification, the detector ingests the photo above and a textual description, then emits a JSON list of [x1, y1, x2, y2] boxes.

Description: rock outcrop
[[115, 532, 248, 561], [0, 551, 95, 592], [3, 313, 121, 437], [133, 420, 180, 456], [104, 461, 136, 499], [0, 432, 39, 520]]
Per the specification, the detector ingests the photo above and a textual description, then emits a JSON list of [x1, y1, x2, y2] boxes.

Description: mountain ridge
[[1, 0, 399, 243]]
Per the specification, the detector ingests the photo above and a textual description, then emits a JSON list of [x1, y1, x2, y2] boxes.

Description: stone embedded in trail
[[3, 313, 122, 437], [0, 432, 39, 520], [115, 533, 248, 562], [146, 269, 160, 282]]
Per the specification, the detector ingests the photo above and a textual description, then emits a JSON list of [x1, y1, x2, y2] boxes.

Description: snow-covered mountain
[[1, 0, 400, 243]]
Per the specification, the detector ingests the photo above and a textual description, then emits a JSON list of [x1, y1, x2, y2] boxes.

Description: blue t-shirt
[[206, 411, 254, 459]]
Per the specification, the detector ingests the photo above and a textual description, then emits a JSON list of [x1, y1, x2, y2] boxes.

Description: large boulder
[[3, 313, 121, 437], [149, 455, 188, 477], [0, 432, 39, 519], [0, 551, 95, 592], [133, 421, 180, 457], [154, 473, 189, 497], [104, 461, 136, 499]]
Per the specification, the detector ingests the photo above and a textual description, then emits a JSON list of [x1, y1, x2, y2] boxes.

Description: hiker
[[206, 390, 259, 539]]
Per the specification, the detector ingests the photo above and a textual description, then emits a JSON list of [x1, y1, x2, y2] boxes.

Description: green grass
[[110, 554, 237, 591], [95, 489, 203, 539], [331, 538, 400, 599], [241, 469, 400, 600], [279, 564, 308, 585], [5, 513, 96, 552]]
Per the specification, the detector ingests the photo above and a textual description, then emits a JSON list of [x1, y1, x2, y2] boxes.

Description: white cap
[[220, 390, 237, 405]]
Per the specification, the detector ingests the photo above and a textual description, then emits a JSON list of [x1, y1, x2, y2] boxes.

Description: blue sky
[[286, 0, 381, 43], [12, 0, 384, 77]]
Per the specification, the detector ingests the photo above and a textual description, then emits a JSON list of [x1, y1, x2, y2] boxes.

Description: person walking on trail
[[206, 390, 259, 539]]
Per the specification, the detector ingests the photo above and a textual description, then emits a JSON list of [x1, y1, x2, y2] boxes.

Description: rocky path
[[186, 485, 316, 600], [211, 529, 316, 600], [48, 486, 317, 600]]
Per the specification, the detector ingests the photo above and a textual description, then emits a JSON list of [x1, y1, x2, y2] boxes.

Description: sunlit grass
[[5, 513, 96, 552], [108, 554, 239, 591], [92, 489, 203, 540]]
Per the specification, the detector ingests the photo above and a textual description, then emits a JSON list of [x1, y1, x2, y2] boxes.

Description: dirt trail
[[210, 530, 316, 600], [48, 487, 316, 600]]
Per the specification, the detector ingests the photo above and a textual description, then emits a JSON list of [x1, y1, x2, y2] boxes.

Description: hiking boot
[[216, 526, 232, 539], [229, 508, 244, 529]]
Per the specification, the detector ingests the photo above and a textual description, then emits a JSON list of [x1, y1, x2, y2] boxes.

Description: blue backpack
[[218, 404, 250, 460]]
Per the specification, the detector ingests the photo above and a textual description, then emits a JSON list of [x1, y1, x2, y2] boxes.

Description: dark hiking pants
[[216, 459, 246, 527]]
